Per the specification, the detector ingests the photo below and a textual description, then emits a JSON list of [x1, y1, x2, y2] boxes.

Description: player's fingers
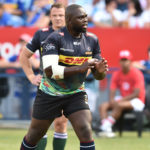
[[106, 67, 109, 71], [101, 58, 108, 64], [101, 57, 105, 62], [105, 65, 109, 71]]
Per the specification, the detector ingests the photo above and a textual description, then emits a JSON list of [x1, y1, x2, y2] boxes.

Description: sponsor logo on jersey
[[85, 51, 92, 55], [41, 41, 45, 45], [59, 55, 92, 65], [42, 28, 49, 32], [60, 48, 74, 52], [85, 46, 92, 55], [87, 46, 91, 51], [44, 43, 55, 51], [73, 41, 81, 45]]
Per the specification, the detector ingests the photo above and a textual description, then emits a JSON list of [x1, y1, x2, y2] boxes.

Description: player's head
[[50, 2, 65, 30], [65, 4, 88, 34], [119, 50, 132, 71]]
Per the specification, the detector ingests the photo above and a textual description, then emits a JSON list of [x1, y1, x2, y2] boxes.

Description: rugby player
[[19, 3, 68, 150], [20, 4, 108, 150]]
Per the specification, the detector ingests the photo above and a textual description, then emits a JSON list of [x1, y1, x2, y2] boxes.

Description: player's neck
[[67, 26, 82, 38], [52, 26, 63, 31]]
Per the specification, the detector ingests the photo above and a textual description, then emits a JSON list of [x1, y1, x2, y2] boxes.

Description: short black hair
[[65, 4, 82, 22]]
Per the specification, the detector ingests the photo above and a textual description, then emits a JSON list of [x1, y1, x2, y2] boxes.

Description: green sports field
[[0, 128, 150, 150]]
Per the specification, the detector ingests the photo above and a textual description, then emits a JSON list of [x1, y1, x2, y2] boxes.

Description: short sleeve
[[92, 37, 101, 60], [26, 30, 41, 53], [42, 32, 60, 56]]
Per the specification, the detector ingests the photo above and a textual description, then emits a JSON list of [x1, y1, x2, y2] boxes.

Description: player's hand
[[30, 74, 42, 86], [79, 58, 99, 73], [94, 58, 108, 73]]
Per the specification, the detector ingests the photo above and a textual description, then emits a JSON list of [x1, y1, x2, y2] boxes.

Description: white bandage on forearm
[[42, 55, 59, 69], [42, 54, 65, 80], [51, 65, 65, 80]]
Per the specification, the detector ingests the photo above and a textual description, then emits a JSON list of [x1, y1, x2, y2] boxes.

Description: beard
[[73, 25, 87, 33]]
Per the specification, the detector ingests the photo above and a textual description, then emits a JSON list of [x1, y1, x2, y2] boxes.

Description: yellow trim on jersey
[[59, 55, 92, 65], [40, 47, 43, 54]]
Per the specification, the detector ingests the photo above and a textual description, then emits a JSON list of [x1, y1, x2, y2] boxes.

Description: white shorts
[[115, 96, 145, 111], [130, 98, 145, 111]]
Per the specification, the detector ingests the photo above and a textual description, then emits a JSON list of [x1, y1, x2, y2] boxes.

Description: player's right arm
[[42, 32, 97, 80], [19, 31, 42, 86], [19, 46, 42, 86], [44, 59, 97, 79]]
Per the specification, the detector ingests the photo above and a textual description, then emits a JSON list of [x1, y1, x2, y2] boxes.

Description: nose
[[83, 17, 88, 23]]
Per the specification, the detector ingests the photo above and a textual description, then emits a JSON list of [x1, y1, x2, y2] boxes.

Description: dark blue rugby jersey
[[26, 27, 54, 71], [40, 27, 101, 96]]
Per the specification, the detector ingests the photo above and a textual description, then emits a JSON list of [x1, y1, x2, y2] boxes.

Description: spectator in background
[[2, 0, 25, 26], [122, 0, 144, 28], [26, 0, 51, 27], [142, 0, 150, 28], [88, 0, 106, 27], [98, 50, 145, 138], [93, 0, 120, 28], [68, 0, 106, 27], [139, 0, 147, 10], [132, 46, 150, 122], [116, 0, 128, 11], [23, 0, 34, 24], [0, 2, 22, 26]]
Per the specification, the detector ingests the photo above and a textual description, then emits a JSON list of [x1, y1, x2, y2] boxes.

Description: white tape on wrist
[[42, 55, 59, 69], [51, 65, 65, 80]]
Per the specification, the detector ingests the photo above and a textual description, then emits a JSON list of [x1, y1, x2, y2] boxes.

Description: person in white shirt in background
[[68, 0, 106, 27], [141, 0, 150, 28], [93, 0, 120, 27]]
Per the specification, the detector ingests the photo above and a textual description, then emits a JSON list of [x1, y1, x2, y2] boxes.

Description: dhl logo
[[59, 55, 92, 65]]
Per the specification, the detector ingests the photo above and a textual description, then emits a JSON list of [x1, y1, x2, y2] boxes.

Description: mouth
[[82, 24, 88, 28]]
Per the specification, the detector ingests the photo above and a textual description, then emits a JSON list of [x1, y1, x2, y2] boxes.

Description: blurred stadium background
[[0, 0, 150, 149]]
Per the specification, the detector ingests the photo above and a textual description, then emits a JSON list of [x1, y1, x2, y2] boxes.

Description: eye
[[77, 16, 82, 19], [59, 14, 64, 17], [78, 15, 86, 20]]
